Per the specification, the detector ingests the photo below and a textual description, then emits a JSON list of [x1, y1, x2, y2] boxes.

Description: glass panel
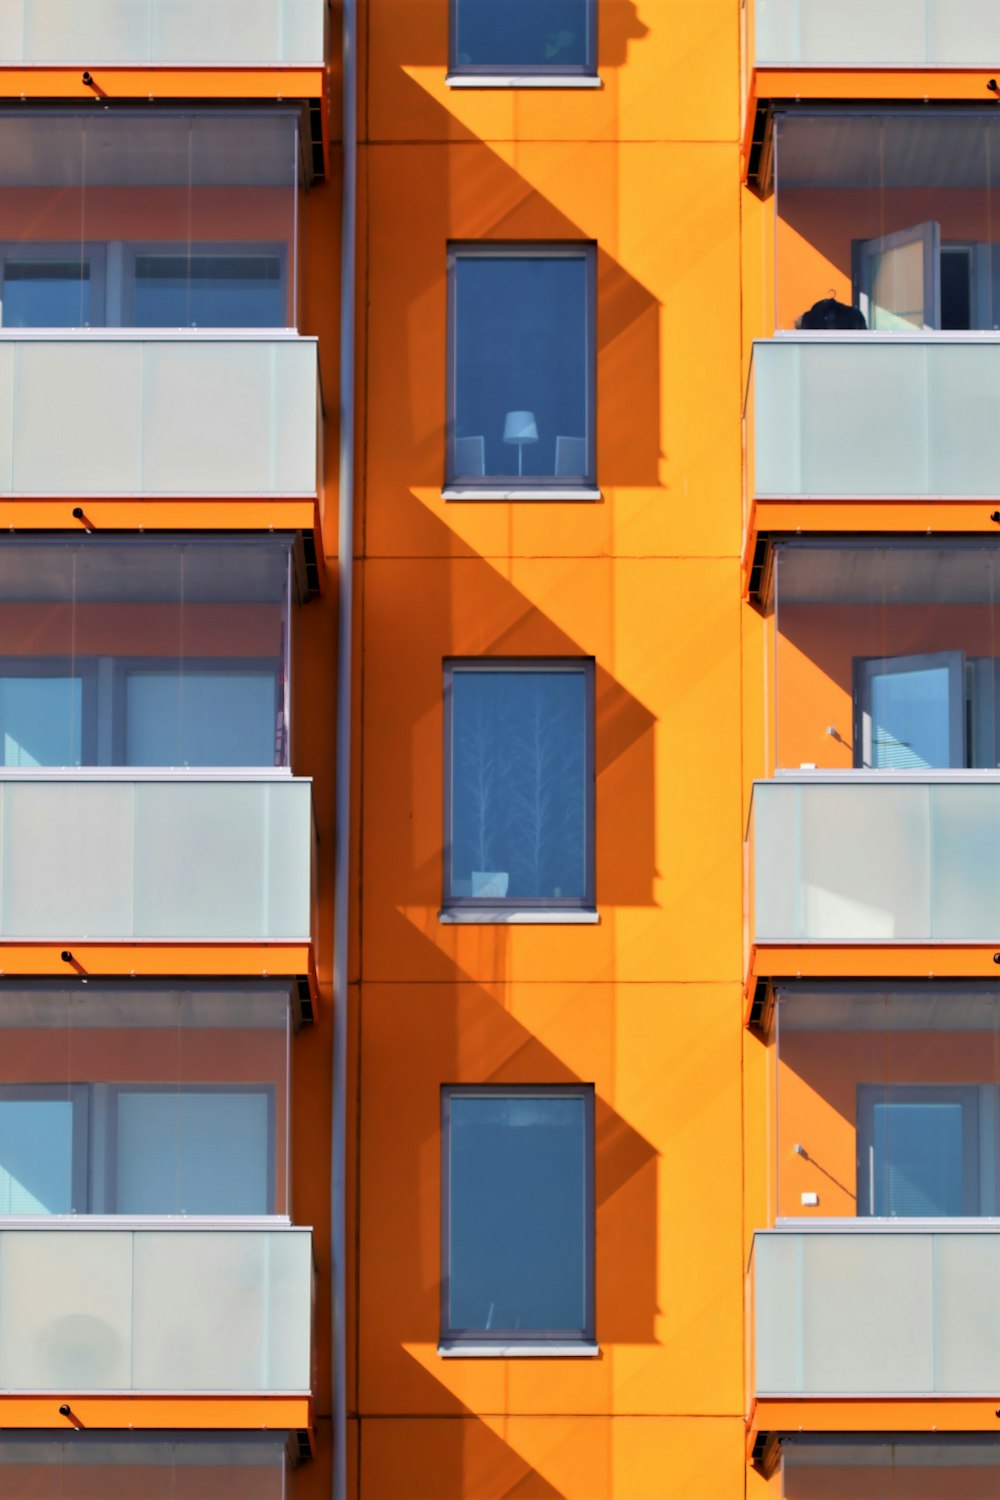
[[448, 666, 589, 903], [0, 539, 291, 768], [772, 542, 1000, 771], [131, 1229, 312, 1390], [446, 1090, 589, 1337], [125, 673, 279, 768], [131, 252, 286, 329], [775, 986, 1000, 1220], [0, 111, 297, 329], [115, 1090, 272, 1215], [0, 1434, 292, 1500], [0, 1096, 75, 1214], [451, 254, 592, 483], [869, 1097, 969, 1215], [781, 1437, 1000, 1499], [452, 0, 594, 71], [0, 984, 290, 1217], [2, 260, 91, 328], [0, 677, 83, 766], [774, 111, 1000, 332]]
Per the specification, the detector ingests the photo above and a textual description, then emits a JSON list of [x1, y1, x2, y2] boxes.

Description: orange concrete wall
[[350, 0, 751, 1492]]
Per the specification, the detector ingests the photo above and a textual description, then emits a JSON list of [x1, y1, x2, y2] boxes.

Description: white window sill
[[445, 75, 602, 90], [438, 908, 600, 925], [442, 487, 602, 502], [438, 1341, 600, 1358]]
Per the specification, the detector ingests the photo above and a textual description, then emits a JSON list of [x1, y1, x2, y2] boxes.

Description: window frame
[[856, 1083, 981, 1217], [442, 657, 596, 912], [440, 1083, 595, 1346], [445, 243, 597, 492], [448, 0, 598, 78], [852, 651, 967, 770]]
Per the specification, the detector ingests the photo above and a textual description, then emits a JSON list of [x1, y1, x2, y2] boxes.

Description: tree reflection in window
[[448, 664, 590, 904]]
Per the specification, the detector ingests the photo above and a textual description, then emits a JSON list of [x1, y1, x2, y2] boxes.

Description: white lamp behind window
[[502, 410, 538, 476]]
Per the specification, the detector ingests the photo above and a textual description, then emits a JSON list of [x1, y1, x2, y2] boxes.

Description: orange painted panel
[[364, 0, 739, 146], [362, 141, 742, 563], [750, 1396, 1000, 1439], [359, 555, 743, 986], [749, 944, 1000, 989], [0, 943, 313, 981], [0, 67, 324, 101], [360, 1415, 746, 1500], [0, 1395, 311, 1428], [357, 981, 744, 1418]]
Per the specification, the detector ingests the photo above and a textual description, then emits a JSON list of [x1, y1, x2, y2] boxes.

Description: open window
[[853, 220, 940, 331]]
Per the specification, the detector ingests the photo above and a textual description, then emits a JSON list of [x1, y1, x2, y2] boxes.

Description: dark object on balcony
[[798, 297, 868, 331]]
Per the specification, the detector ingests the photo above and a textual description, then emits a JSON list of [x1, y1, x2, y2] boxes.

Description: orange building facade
[[4, 1, 1000, 1497]]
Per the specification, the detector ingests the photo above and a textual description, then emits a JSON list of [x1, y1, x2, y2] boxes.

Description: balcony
[[0, 773, 312, 942], [0, 0, 326, 68], [0, 1225, 311, 1393], [752, 1225, 1000, 1397], [750, 335, 1000, 502], [0, 333, 319, 500], [754, 0, 1000, 68]]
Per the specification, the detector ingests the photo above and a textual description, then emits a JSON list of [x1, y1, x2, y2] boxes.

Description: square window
[[857, 1083, 981, 1217], [447, 247, 596, 490], [444, 659, 595, 909], [442, 1085, 594, 1344], [450, 0, 597, 75]]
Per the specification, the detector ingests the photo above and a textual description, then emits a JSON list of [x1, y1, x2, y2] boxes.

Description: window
[[441, 1086, 594, 1346], [0, 982, 291, 1217], [447, 246, 596, 491], [857, 1085, 982, 1217], [0, 538, 293, 768], [450, 0, 596, 76], [444, 659, 595, 909], [0, 1435, 295, 1499]]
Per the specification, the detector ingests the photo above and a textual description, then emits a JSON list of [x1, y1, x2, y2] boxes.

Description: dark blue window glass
[[131, 254, 285, 328], [446, 1090, 591, 1338], [3, 261, 91, 328], [453, 0, 594, 72], [448, 666, 590, 903], [451, 253, 592, 484]]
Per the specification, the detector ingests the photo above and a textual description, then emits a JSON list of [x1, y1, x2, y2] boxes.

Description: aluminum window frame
[[445, 243, 597, 492], [442, 657, 596, 911], [448, 0, 598, 77], [440, 1083, 596, 1346]]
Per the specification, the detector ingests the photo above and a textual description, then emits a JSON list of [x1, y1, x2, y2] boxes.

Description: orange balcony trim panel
[[0, 1395, 312, 1432], [744, 66, 1000, 173], [0, 942, 314, 981], [747, 1397, 1000, 1457], [747, 944, 1000, 1013], [0, 67, 325, 101], [752, 498, 1000, 536]]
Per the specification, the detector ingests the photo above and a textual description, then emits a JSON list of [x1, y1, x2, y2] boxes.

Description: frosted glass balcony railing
[[0, 774, 313, 942], [0, 0, 325, 67], [751, 337, 1000, 500], [753, 1227, 1000, 1396], [0, 335, 319, 500], [752, 774, 1000, 943], [0, 1227, 312, 1393], [755, 0, 1000, 67]]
